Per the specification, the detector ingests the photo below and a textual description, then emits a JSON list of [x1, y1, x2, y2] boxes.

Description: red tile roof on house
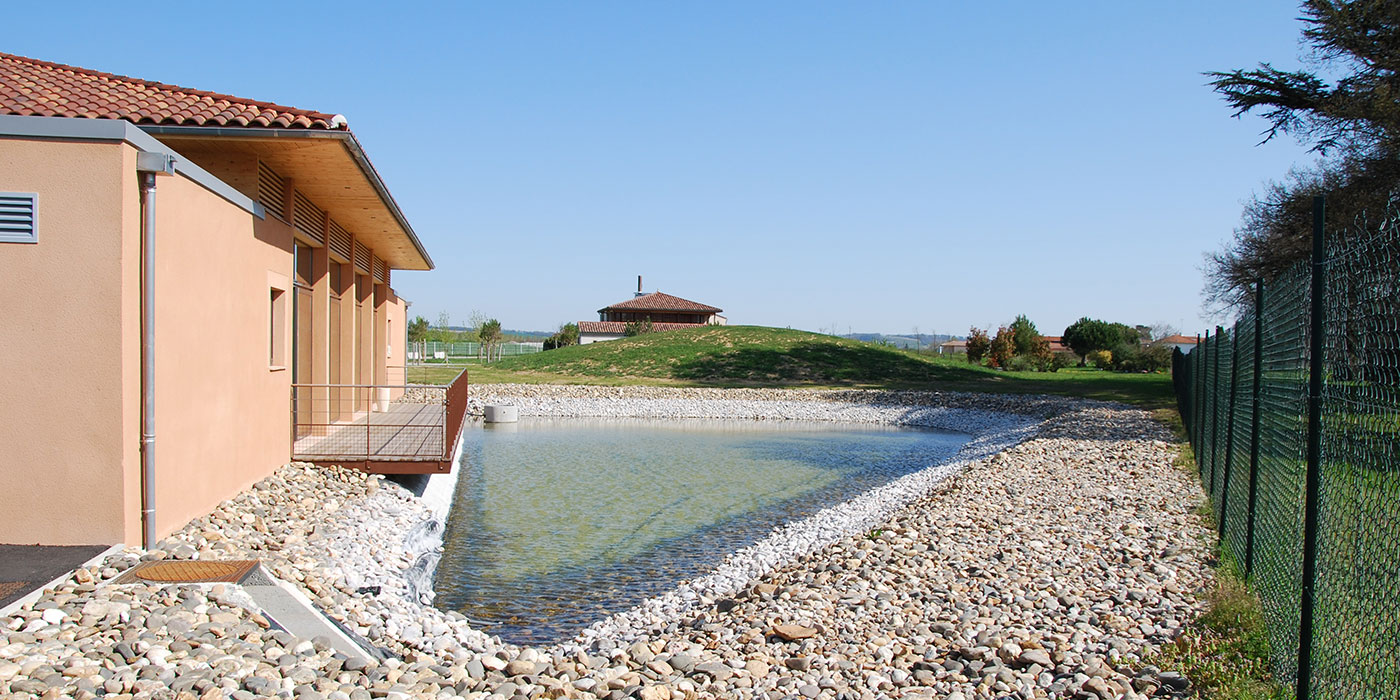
[[578, 321, 708, 334], [1156, 334, 1199, 345], [0, 52, 346, 130], [599, 292, 722, 314]]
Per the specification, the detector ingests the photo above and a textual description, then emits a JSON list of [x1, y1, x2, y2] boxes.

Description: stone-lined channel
[[435, 417, 969, 644]]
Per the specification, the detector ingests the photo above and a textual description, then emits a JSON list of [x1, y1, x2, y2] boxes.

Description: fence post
[[1220, 325, 1241, 539], [1245, 280, 1264, 578], [1296, 195, 1326, 700]]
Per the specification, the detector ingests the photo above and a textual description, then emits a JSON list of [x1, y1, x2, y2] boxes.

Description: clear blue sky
[[11, 2, 1317, 338]]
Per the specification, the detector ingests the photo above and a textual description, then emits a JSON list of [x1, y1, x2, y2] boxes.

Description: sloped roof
[[1156, 334, 1199, 345], [0, 52, 346, 130], [599, 292, 722, 314], [578, 321, 709, 334]]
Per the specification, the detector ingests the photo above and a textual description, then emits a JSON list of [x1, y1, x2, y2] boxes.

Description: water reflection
[[434, 417, 968, 644]]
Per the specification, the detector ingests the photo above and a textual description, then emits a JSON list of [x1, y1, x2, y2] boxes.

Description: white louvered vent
[[257, 162, 286, 221], [292, 191, 326, 244], [0, 193, 38, 244]]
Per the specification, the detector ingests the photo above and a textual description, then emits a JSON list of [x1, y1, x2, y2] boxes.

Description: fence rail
[[1173, 196, 1400, 699], [406, 340, 542, 361]]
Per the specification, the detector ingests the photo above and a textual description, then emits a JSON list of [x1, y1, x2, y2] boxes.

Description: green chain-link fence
[[1173, 196, 1400, 699]]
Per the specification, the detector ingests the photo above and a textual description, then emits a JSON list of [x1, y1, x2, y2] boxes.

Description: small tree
[[477, 318, 502, 362], [544, 322, 579, 350], [966, 327, 990, 363], [1063, 317, 1127, 365], [1008, 315, 1041, 357], [407, 316, 430, 343], [988, 326, 1015, 369]]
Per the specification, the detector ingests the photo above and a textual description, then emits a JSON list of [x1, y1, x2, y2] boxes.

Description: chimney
[[636, 275, 643, 297]]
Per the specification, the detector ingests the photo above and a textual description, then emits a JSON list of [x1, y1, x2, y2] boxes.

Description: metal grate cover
[[113, 560, 260, 585]]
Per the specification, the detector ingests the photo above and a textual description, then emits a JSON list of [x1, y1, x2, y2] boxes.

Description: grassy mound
[[445, 326, 1173, 408]]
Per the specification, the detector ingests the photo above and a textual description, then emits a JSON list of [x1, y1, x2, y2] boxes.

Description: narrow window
[[270, 287, 287, 368]]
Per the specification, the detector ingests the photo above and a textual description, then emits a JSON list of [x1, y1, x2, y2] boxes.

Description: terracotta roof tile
[[0, 52, 346, 130], [1155, 334, 1199, 345], [578, 321, 709, 334], [598, 292, 722, 314]]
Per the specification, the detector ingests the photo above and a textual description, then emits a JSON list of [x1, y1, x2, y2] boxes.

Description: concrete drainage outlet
[[484, 404, 518, 423]]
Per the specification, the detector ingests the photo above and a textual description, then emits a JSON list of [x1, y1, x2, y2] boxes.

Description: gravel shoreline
[[0, 386, 1210, 700]]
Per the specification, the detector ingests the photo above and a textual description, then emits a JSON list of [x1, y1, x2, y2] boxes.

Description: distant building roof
[[0, 51, 346, 130], [578, 321, 707, 334], [1155, 334, 1199, 345], [940, 339, 967, 347], [598, 292, 722, 314]]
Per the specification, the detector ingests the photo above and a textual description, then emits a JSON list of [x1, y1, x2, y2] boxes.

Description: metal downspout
[[139, 171, 158, 549]]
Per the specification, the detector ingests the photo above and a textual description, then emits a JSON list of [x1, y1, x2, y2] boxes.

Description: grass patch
[[1142, 440, 1283, 700], [424, 325, 1175, 408], [1148, 550, 1282, 700]]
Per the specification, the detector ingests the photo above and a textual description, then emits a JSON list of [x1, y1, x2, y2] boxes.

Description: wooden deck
[[293, 403, 446, 462]]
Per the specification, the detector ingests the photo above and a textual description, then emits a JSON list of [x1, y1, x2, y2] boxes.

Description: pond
[[434, 416, 969, 644]]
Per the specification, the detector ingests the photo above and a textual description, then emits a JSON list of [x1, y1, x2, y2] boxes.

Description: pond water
[[434, 416, 969, 644]]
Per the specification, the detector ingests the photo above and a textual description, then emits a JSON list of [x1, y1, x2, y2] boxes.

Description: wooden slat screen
[[353, 241, 371, 274], [292, 191, 325, 245], [372, 255, 386, 283], [327, 220, 352, 262], [257, 162, 286, 221]]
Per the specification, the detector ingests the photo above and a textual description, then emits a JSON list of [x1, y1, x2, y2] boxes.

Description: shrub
[[624, 318, 655, 336], [1110, 343, 1173, 372], [966, 327, 990, 363], [543, 322, 579, 350], [1086, 349, 1113, 368], [1006, 355, 1037, 372], [988, 326, 1015, 369], [1049, 353, 1075, 372]]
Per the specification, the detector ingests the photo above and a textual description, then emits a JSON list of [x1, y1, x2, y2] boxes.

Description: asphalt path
[[0, 543, 111, 610]]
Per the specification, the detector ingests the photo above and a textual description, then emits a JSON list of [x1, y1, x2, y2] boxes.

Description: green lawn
[[408, 325, 1174, 409]]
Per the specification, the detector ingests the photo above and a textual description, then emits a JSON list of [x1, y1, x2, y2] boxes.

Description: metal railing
[[291, 368, 468, 468], [1173, 195, 1400, 700], [406, 340, 543, 361]]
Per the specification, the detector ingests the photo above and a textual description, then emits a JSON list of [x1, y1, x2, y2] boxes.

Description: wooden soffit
[[146, 127, 432, 271]]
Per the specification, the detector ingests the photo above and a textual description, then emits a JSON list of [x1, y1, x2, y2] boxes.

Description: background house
[[1155, 334, 1200, 354], [0, 53, 447, 547], [578, 282, 726, 344]]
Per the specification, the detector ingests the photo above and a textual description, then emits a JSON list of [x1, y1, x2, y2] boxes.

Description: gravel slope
[[0, 387, 1210, 700]]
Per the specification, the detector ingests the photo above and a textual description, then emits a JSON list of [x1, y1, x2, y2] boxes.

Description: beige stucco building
[[0, 53, 450, 547]]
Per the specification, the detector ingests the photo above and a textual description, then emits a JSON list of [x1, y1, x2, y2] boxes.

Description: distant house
[[578, 291, 726, 344], [1042, 336, 1074, 355], [939, 339, 967, 355], [1154, 334, 1200, 354]]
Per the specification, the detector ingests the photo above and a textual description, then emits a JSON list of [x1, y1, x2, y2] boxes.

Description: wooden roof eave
[[139, 125, 433, 271]]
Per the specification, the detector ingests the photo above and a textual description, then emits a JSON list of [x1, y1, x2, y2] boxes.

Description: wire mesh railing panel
[[1211, 331, 1236, 516], [1311, 209, 1400, 698], [1251, 261, 1312, 689], [1223, 315, 1256, 563], [1202, 332, 1219, 491]]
